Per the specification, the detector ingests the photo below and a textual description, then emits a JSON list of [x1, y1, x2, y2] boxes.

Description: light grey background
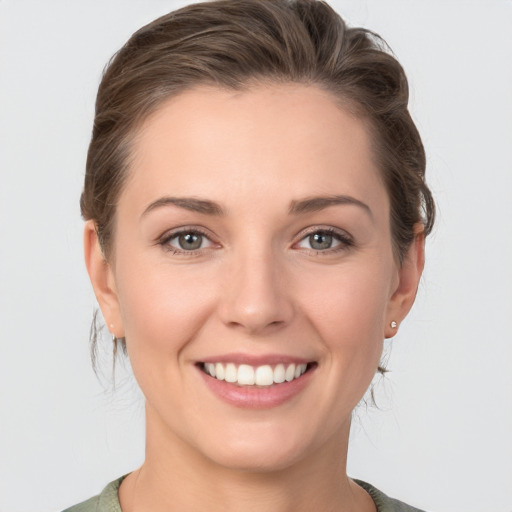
[[1, 1, 511, 511]]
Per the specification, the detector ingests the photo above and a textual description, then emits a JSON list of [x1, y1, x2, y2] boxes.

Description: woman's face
[[87, 84, 422, 471]]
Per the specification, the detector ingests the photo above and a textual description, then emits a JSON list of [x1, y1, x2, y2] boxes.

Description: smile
[[201, 362, 311, 387]]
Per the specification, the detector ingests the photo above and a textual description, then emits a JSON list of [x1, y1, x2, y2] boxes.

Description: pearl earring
[[390, 321, 397, 329]]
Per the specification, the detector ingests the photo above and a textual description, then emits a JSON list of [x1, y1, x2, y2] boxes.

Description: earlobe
[[83, 221, 124, 338], [385, 225, 425, 338]]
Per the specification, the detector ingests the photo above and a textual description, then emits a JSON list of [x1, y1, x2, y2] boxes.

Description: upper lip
[[199, 353, 314, 366]]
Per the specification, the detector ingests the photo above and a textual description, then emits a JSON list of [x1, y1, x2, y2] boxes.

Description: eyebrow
[[289, 195, 373, 218], [141, 194, 372, 219], [141, 196, 225, 218]]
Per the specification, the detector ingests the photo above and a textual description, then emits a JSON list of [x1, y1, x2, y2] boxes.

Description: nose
[[218, 246, 294, 335]]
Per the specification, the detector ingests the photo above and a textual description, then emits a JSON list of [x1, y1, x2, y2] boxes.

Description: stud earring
[[390, 321, 397, 329], [109, 324, 116, 342]]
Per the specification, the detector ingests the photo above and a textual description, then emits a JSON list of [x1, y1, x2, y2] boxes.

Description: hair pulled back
[[81, 0, 435, 365]]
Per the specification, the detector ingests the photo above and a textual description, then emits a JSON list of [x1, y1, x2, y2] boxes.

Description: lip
[[196, 357, 317, 409], [200, 353, 311, 366]]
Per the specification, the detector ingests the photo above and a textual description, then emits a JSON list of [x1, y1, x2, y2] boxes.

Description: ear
[[83, 220, 124, 338], [385, 224, 425, 338]]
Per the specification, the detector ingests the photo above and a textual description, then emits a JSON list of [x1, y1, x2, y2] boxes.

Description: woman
[[66, 0, 434, 510]]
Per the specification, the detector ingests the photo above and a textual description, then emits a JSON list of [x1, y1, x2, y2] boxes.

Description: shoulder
[[61, 495, 99, 512], [354, 479, 427, 512], [61, 476, 125, 512]]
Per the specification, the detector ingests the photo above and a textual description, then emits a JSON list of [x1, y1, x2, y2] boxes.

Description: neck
[[119, 404, 375, 512]]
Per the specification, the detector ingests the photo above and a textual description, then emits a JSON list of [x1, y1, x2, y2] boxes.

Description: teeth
[[225, 363, 237, 383], [203, 362, 308, 387], [215, 363, 225, 381], [206, 363, 215, 377], [237, 364, 255, 385], [285, 364, 295, 382], [274, 364, 286, 383], [255, 365, 273, 386]]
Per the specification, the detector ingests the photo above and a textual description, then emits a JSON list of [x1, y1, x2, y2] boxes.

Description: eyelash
[[157, 226, 354, 256], [158, 227, 216, 256], [294, 227, 354, 255]]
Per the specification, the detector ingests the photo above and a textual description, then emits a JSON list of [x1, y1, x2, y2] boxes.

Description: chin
[[204, 441, 306, 473], [190, 420, 325, 474]]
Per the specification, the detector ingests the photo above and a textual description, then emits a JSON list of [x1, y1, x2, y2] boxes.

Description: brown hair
[[82, 0, 435, 368]]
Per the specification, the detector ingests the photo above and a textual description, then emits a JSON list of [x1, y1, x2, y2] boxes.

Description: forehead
[[123, 83, 387, 213]]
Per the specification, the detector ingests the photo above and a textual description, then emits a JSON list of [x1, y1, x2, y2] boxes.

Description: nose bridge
[[219, 239, 293, 334]]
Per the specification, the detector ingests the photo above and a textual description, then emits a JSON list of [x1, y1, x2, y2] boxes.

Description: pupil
[[310, 232, 332, 250], [179, 233, 202, 250]]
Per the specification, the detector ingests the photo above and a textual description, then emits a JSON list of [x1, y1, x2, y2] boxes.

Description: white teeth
[[285, 364, 295, 382], [294, 364, 307, 379], [255, 365, 274, 386], [206, 363, 215, 377], [237, 364, 255, 385], [215, 362, 225, 381], [203, 361, 309, 386], [273, 364, 286, 384], [225, 363, 237, 383]]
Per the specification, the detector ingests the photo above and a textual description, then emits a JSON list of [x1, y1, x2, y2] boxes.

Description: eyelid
[[157, 225, 220, 254], [293, 226, 354, 252]]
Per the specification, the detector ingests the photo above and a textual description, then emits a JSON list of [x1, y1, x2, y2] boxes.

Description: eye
[[161, 229, 215, 253], [295, 229, 352, 252]]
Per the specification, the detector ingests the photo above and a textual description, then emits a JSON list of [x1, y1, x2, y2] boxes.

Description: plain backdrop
[[1, 1, 511, 511]]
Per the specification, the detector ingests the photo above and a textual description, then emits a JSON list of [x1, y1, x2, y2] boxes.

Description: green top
[[62, 476, 426, 512]]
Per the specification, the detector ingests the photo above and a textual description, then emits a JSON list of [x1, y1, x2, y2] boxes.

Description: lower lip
[[197, 365, 316, 409]]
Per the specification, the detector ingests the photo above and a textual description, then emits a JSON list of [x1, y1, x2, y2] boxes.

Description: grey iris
[[179, 233, 202, 250], [309, 232, 332, 250]]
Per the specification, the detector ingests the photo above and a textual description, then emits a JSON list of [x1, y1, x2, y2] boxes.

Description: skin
[[85, 84, 424, 512]]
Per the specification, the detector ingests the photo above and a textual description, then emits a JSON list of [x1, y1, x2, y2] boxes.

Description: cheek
[[114, 257, 218, 360], [112, 259, 222, 412], [300, 261, 391, 335], [296, 259, 392, 384]]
